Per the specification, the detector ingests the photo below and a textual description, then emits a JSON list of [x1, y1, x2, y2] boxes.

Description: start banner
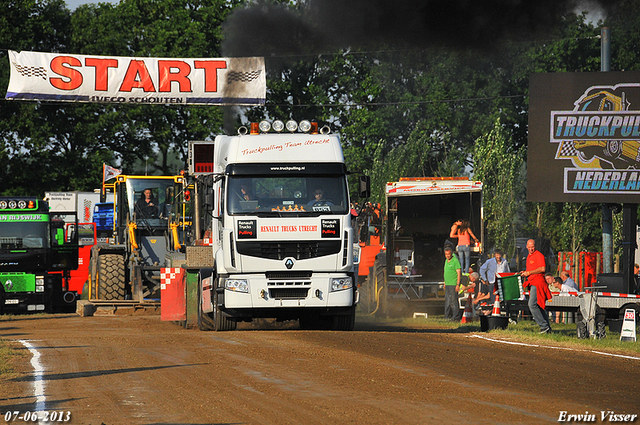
[[5, 50, 266, 106]]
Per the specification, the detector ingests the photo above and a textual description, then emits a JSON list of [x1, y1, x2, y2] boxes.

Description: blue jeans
[[457, 245, 470, 273], [528, 286, 551, 331]]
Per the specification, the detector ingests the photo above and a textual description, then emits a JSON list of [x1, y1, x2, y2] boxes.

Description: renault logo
[[284, 257, 295, 269], [4, 280, 13, 290]]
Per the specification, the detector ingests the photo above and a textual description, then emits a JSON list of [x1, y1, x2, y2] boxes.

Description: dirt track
[[1, 314, 639, 425]]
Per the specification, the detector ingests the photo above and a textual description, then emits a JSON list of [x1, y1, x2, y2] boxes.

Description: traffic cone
[[460, 293, 473, 323], [492, 294, 501, 316]]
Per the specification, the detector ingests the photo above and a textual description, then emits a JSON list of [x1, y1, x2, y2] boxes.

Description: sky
[[66, 0, 119, 10]]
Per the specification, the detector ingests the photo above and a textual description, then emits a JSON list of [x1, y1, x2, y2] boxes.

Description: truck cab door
[[50, 213, 79, 271]]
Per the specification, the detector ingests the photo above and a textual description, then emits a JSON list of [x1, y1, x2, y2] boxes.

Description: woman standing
[[449, 219, 479, 274]]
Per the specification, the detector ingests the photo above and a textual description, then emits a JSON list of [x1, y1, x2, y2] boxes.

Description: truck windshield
[[227, 175, 349, 215], [0, 219, 49, 250], [126, 178, 177, 222]]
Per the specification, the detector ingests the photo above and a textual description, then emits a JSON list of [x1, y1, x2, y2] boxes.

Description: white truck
[[44, 191, 103, 224], [189, 120, 367, 331]]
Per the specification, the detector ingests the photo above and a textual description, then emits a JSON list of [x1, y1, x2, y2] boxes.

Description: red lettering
[[158, 60, 192, 92], [194, 60, 227, 92], [85, 58, 118, 91], [50, 56, 83, 90], [119, 60, 156, 92]]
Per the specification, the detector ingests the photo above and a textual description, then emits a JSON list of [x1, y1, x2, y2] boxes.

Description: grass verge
[[357, 313, 640, 356]]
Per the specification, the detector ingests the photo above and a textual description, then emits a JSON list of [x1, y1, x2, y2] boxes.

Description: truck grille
[[269, 288, 309, 299], [266, 271, 312, 280], [236, 241, 341, 260]]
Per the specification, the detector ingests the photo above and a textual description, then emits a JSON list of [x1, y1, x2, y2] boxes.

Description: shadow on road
[[10, 363, 206, 382]]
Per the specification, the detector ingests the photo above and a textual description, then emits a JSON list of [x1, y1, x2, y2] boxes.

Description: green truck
[[0, 197, 79, 313]]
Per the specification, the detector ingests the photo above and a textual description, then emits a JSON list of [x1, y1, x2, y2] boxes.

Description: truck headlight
[[35, 277, 45, 285], [330, 277, 352, 292], [225, 279, 249, 293]]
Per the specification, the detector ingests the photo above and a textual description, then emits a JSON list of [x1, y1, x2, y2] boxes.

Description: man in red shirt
[[522, 239, 552, 333]]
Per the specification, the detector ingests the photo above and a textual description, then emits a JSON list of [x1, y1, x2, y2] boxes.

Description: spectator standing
[[560, 271, 579, 291], [449, 219, 479, 274], [480, 249, 510, 286], [443, 246, 461, 321], [521, 239, 552, 334]]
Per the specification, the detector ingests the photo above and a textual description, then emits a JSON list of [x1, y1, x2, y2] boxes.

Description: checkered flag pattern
[[226, 70, 262, 83], [556, 140, 578, 158], [160, 267, 184, 290], [12, 61, 47, 80]]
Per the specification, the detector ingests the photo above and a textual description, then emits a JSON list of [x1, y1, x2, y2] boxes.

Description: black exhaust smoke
[[222, 0, 621, 57]]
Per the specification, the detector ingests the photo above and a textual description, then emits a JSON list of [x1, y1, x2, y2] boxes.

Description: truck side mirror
[[211, 186, 222, 218], [359, 175, 371, 199]]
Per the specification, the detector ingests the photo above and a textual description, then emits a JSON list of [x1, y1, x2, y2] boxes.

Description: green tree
[[473, 119, 525, 258]]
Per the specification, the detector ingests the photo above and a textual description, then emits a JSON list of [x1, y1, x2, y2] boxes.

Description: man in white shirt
[[560, 271, 579, 291]]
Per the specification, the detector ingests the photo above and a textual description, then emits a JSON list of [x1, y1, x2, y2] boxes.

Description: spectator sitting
[[473, 274, 496, 316], [560, 271, 579, 291], [552, 276, 575, 294], [544, 272, 555, 287]]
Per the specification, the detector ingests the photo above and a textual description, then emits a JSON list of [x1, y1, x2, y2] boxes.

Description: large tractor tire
[[97, 254, 126, 300]]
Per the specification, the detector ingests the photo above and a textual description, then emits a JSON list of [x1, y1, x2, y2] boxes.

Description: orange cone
[[460, 293, 474, 323], [492, 294, 501, 316]]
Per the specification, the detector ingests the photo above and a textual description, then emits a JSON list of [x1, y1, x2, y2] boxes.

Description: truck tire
[[197, 273, 236, 331], [212, 280, 237, 331], [98, 254, 126, 300], [332, 307, 356, 331], [197, 282, 215, 331]]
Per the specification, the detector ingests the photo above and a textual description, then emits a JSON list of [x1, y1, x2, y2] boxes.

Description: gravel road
[[1, 314, 638, 425]]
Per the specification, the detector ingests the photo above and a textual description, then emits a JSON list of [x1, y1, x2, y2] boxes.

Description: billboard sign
[[528, 71, 640, 202]]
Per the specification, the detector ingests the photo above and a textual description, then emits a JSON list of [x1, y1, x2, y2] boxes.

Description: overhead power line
[[263, 94, 527, 108]]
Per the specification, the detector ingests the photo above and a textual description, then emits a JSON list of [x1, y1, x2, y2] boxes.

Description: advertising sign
[[5, 50, 265, 105], [528, 71, 640, 202]]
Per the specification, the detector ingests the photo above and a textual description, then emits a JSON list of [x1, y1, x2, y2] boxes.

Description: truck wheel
[[212, 285, 236, 331], [332, 307, 356, 331], [97, 254, 126, 300], [197, 273, 215, 331]]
